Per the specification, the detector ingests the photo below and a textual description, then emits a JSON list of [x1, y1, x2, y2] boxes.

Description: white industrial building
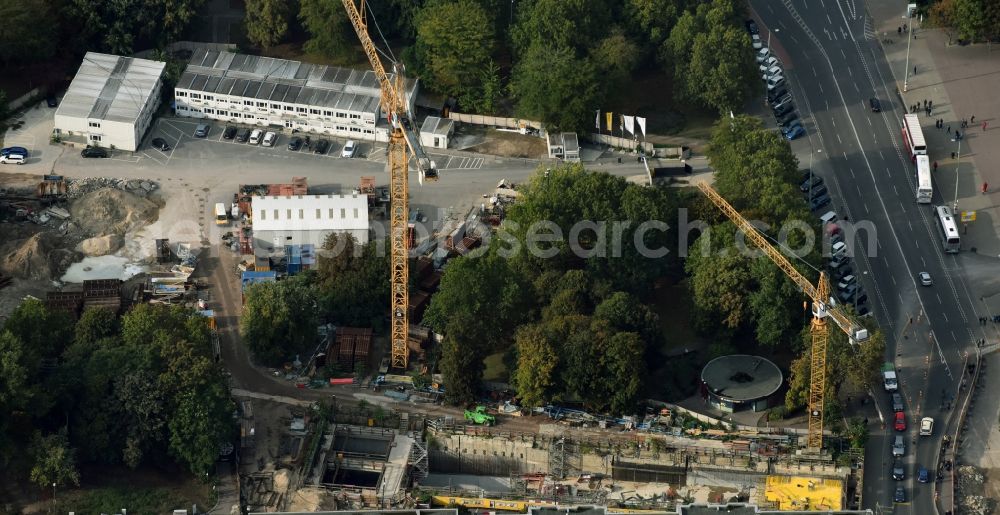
[[252, 194, 370, 252], [175, 49, 418, 143], [419, 116, 454, 149], [53, 52, 166, 151], [546, 132, 580, 162]]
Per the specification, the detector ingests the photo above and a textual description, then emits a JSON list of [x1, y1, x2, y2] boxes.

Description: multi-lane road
[[750, 0, 992, 511]]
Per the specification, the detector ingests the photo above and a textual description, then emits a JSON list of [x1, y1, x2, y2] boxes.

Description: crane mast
[[697, 182, 868, 451], [342, 0, 438, 370]]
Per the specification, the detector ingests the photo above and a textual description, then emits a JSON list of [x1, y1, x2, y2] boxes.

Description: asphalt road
[[749, 0, 988, 512]]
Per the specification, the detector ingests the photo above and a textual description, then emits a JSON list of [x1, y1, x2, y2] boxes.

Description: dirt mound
[[1, 233, 53, 280], [70, 188, 159, 236]]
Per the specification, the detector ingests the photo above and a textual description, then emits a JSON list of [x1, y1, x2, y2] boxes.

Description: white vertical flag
[[636, 117, 647, 137], [620, 114, 625, 135], [595, 110, 601, 130], [624, 115, 635, 136]]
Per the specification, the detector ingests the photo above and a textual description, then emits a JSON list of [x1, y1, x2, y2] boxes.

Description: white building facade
[[252, 194, 370, 252], [174, 49, 418, 143], [53, 52, 166, 151]]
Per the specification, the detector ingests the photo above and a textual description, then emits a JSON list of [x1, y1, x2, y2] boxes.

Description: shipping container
[[329, 377, 355, 385]]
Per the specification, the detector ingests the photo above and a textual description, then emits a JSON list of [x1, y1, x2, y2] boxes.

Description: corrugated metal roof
[[253, 195, 369, 232], [420, 116, 454, 136], [179, 49, 408, 113], [56, 52, 165, 124]]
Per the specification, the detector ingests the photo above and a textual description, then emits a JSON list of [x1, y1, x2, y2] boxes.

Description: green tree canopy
[[510, 43, 604, 133], [413, 0, 495, 97], [245, 0, 290, 49], [511, 0, 612, 55], [315, 234, 390, 329], [299, 0, 354, 58], [241, 276, 318, 366], [29, 431, 80, 489]]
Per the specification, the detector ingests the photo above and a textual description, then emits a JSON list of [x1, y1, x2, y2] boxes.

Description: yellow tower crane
[[697, 182, 869, 450], [342, 0, 438, 370]]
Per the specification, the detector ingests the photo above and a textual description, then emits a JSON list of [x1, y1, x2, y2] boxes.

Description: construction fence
[[588, 133, 654, 154], [448, 112, 543, 131]]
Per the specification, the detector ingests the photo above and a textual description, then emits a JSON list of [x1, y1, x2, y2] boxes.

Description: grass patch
[[46, 465, 212, 515], [482, 351, 509, 382]]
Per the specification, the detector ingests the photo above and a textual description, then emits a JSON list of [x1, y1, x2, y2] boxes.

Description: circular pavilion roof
[[701, 354, 783, 402]]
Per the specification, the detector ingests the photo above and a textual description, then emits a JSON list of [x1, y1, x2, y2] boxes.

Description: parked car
[[799, 175, 823, 193], [785, 125, 805, 140], [314, 139, 330, 154], [767, 87, 788, 103], [223, 126, 238, 139], [809, 192, 830, 210], [893, 462, 905, 480], [194, 124, 209, 138], [81, 147, 109, 158], [781, 121, 802, 135], [857, 305, 871, 316], [855, 293, 868, 305], [835, 266, 853, 280], [777, 111, 799, 126], [894, 486, 905, 503], [773, 102, 794, 117], [341, 139, 357, 158], [808, 184, 828, 200], [919, 271, 933, 286], [829, 254, 849, 269], [248, 129, 263, 145], [756, 47, 770, 63], [918, 467, 929, 483], [236, 128, 251, 143], [894, 411, 906, 431], [837, 274, 857, 290], [151, 138, 170, 151], [920, 417, 934, 436], [892, 435, 905, 456], [751, 34, 763, 49], [870, 97, 881, 112], [892, 393, 904, 412], [262, 131, 277, 147], [762, 65, 783, 80], [0, 154, 25, 165], [745, 19, 759, 34], [287, 136, 303, 151], [46, 93, 58, 108], [1, 146, 28, 157]]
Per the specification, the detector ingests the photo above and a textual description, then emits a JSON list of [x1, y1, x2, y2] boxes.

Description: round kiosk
[[700, 354, 783, 413]]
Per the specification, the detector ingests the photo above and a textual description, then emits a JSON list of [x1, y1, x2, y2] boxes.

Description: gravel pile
[[957, 465, 996, 515], [67, 177, 159, 199]]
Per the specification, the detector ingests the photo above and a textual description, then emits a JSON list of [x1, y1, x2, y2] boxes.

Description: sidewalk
[[868, 3, 1000, 257]]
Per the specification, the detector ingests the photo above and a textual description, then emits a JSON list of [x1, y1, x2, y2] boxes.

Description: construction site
[[227, 395, 866, 513]]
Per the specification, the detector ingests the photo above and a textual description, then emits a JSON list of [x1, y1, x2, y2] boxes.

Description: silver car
[[892, 435, 905, 457]]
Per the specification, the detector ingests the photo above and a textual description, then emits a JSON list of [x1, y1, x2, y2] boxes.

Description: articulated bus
[[902, 114, 927, 161], [934, 205, 961, 253], [915, 155, 932, 203]]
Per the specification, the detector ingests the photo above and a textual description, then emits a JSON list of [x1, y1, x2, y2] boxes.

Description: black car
[[893, 486, 905, 503], [869, 97, 881, 112], [892, 463, 905, 480], [81, 147, 109, 158], [810, 193, 831, 211], [800, 175, 824, 192], [46, 93, 58, 108], [314, 139, 330, 154], [236, 128, 251, 143], [745, 19, 759, 35], [151, 138, 170, 151], [808, 184, 828, 200], [778, 112, 799, 126], [767, 88, 789, 103], [835, 266, 853, 280], [855, 293, 868, 305], [287, 136, 303, 151], [223, 126, 238, 139]]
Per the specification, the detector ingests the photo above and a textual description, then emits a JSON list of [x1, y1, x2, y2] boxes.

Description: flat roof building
[[54, 52, 166, 151], [175, 49, 418, 143], [252, 194, 370, 252], [547, 132, 580, 162], [419, 116, 454, 149], [700, 355, 783, 413]]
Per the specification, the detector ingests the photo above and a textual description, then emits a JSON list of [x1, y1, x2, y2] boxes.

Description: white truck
[[882, 362, 898, 392]]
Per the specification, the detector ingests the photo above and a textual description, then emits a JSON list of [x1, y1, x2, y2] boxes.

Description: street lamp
[[903, 9, 914, 92]]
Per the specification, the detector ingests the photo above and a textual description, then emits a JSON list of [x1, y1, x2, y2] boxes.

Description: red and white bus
[[902, 114, 927, 161]]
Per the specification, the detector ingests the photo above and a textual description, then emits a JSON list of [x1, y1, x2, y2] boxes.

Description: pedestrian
[[898, 26, 902, 35], [952, 151, 956, 159], [957, 130, 961, 140], [983, 182, 989, 194], [971, 115, 976, 124], [914, 65, 917, 75], [947, 125, 951, 134], [933, 161, 938, 171], [929, 100, 933, 109], [927, 106, 932, 116], [924, 100, 928, 108], [983, 121, 988, 131]]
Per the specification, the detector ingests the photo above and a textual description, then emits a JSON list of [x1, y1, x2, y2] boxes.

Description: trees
[[510, 324, 559, 408], [315, 234, 390, 329], [245, 0, 290, 49], [241, 277, 318, 366], [29, 432, 80, 489], [413, 0, 495, 98], [511, 0, 612, 55], [299, 0, 353, 58], [0, 0, 58, 65], [511, 43, 603, 133], [64, 0, 207, 54], [168, 383, 233, 476], [590, 29, 641, 93]]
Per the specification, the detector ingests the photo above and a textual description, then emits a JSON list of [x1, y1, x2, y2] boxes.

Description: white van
[[756, 47, 770, 63], [820, 211, 838, 225], [0, 154, 25, 165], [919, 417, 934, 436], [262, 131, 277, 147], [248, 129, 263, 145]]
